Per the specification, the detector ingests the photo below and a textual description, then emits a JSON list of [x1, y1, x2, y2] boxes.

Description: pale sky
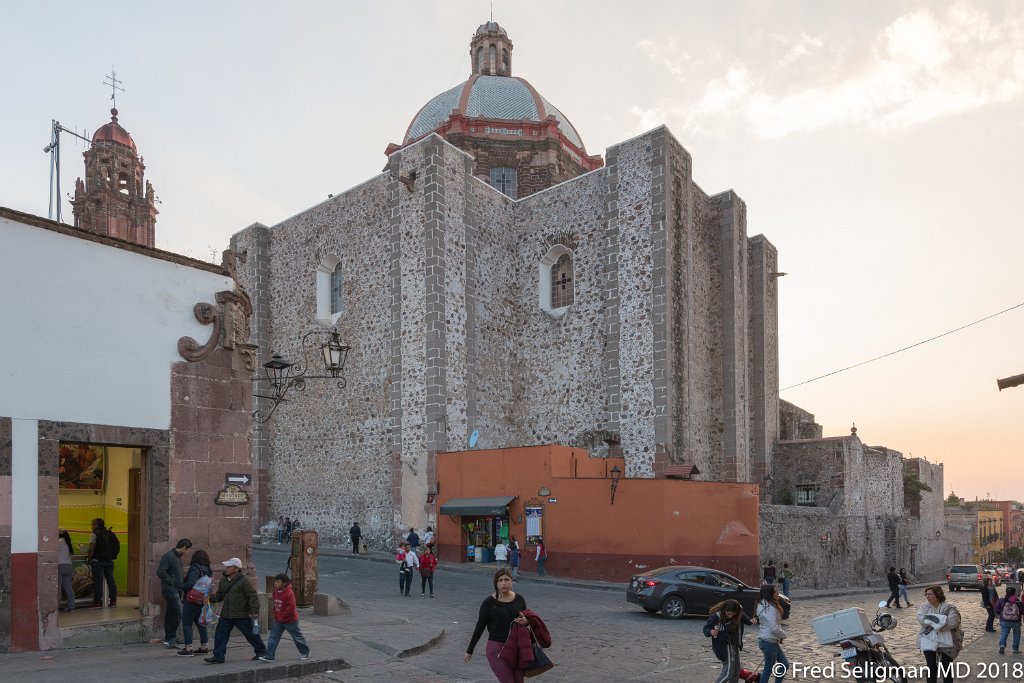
[[3, 1, 1022, 501]]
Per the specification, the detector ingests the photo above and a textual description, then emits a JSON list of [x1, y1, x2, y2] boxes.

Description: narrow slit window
[[489, 167, 517, 199], [330, 262, 344, 314]]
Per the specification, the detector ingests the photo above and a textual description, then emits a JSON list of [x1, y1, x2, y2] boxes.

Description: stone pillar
[[747, 235, 779, 485], [714, 191, 750, 482]]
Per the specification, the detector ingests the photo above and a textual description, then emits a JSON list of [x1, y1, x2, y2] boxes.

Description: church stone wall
[[234, 174, 397, 547], [512, 166, 609, 452]]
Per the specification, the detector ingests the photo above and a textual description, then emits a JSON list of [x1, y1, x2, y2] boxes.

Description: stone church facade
[[231, 23, 780, 547]]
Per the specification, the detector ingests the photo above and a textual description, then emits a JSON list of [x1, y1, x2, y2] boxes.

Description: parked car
[[995, 564, 1014, 581], [984, 568, 1002, 586], [627, 566, 791, 619], [947, 564, 985, 591]]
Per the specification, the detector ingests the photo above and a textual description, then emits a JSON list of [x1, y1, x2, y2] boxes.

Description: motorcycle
[[834, 601, 905, 683]]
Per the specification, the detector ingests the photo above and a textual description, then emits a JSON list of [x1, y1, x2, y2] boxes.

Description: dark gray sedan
[[626, 565, 790, 619]]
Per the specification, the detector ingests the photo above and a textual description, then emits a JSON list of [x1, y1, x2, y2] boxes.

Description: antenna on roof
[[104, 66, 125, 109]]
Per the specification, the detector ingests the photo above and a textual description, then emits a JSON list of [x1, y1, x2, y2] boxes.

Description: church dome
[[403, 75, 587, 152], [92, 108, 137, 152]]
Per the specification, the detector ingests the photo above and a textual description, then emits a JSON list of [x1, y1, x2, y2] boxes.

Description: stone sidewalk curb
[[179, 657, 348, 683], [254, 545, 890, 600]]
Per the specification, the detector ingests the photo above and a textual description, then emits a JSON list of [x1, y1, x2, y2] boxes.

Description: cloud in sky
[[634, 3, 1024, 138]]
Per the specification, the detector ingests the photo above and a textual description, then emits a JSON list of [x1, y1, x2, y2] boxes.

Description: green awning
[[440, 496, 517, 516]]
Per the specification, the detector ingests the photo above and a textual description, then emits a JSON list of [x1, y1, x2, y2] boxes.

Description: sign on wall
[[525, 505, 543, 539]]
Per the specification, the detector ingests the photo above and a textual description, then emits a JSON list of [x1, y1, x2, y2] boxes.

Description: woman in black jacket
[[704, 599, 757, 683]]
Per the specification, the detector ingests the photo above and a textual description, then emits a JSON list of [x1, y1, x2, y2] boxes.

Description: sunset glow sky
[[3, 1, 1022, 500]]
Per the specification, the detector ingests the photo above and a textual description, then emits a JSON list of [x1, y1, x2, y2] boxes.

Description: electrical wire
[[782, 301, 1024, 392]]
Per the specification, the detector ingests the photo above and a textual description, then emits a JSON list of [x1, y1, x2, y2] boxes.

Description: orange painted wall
[[435, 445, 761, 584]]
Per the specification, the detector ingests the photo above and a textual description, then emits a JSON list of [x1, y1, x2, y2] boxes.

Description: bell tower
[[71, 108, 158, 247]]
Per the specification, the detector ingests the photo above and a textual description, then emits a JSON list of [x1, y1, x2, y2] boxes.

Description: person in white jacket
[[400, 543, 419, 596], [493, 540, 509, 569], [755, 584, 788, 683]]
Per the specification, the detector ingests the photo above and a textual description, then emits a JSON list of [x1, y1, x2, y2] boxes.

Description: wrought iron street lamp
[[610, 465, 622, 505], [253, 328, 351, 423]]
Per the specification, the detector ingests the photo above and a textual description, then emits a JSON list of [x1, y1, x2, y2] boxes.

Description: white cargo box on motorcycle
[[812, 607, 874, 644]]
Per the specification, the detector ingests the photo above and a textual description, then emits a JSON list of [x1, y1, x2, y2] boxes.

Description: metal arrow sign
[[225, 473, 251, 486]]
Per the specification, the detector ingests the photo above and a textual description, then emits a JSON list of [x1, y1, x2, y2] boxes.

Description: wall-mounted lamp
[[253, 328, 351, 423], [610, 465, 622, 505], [819, 532, 831, 549]]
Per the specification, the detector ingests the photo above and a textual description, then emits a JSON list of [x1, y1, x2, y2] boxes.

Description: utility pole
[[997, 373, 1024, 391]]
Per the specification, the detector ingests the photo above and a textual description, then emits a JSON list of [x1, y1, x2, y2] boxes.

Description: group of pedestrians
[[494, 536, 522, 579], [276, 516, 301, 544], [152, 539, 309, 665], [761, 560, 794, 597], [884, 565, 915, 608], [982, 575, 1024, 654], [704, 583, 788, 683]]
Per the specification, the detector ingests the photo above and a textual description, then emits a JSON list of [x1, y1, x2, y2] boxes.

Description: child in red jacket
[[257, 573, 310, 662]]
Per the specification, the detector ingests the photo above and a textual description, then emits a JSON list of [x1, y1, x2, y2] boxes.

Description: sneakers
[[108, 600, 117, 608], [299, 653, 310, 660], [204, 657, 224, 664], [1000, 646, 1006, 654], [176, 648, 194, 657], [257, 656, 274, 662], [194, 647, 210, 654], [164, 641, 177, 649], [430, 594, 435, 598]]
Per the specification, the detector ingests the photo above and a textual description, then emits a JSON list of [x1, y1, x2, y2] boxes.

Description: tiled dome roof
[[404, 75, 586, 151], [92, 109, 136, 152]]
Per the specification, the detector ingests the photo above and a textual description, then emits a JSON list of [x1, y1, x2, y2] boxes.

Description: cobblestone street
[[261, 549, 1008, 682]]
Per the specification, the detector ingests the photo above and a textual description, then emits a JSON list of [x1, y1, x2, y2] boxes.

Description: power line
[[781, 301, 1024, 392]]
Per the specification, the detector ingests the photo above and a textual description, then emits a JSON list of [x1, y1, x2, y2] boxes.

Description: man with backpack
[[996, 585, 1023, 654], [154, 538, 193, 648], [87, 518, 120, 608]]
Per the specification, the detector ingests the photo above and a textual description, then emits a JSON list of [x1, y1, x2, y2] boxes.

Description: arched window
[[489, 45, 497, 73], [538, 245, 575, 317], [502, 48, 510, 74], [329, 261, 344, 314], [117, 172, 131, 195], [316, 254, 343, 324], [477, 47, 484, 73], [550, 254, 574, 309]]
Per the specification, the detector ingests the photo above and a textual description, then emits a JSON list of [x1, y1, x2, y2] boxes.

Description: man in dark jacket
[[884, 567, 903, 608], [154, 538, 192, 647], [349, 522, 361, 554], [205, 557, 266, 663]]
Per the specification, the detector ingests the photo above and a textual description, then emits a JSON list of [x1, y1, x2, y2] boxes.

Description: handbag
[[523, 641, 554, 678], [523, 624, 554, 678], [186, 588, 205, 605]]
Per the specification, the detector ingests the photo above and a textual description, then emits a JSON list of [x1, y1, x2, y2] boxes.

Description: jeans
[[211, 616, 266, 661], [400, 570, 412, 595], [923, 649, 954, 683], [885, 588, 901, 607], [181, 600, 207, 646], [90, 559, 117, 604], [351, 538, 359, 553], [758, 639, 788, 683], [421, 572, 434, 595], [1001, 621, 1021, 651], [277, 529, 283, 544], [58, 563, 75, 610], [162, 586, 182, 641], [537, 556, 546, 576], [264, 619, 309, 659], [986, 606, 997, 631], [781, 578, 791, 598], [898, 585, 910, 604]]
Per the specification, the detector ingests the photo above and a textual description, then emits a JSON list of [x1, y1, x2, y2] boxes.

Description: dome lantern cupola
[[471, 21, 513, 77], [386, 21, 603, 199]]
